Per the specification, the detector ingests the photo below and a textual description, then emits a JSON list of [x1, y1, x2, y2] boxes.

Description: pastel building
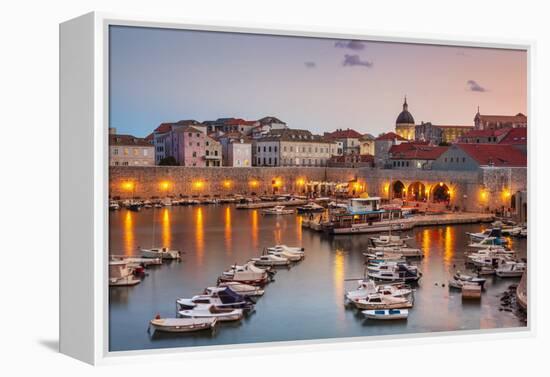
[[170, 126, 207, 167], [109, 134, 154, 166]]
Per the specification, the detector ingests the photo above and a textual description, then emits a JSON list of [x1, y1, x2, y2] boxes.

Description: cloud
[[342, 54, 373, 68], [334, 40, 366, 50], [304, 61, 316, 68], [467, 80, 487, 92]]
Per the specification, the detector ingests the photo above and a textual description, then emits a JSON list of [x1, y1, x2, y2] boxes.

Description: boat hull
[[149, 318, 216, 333]]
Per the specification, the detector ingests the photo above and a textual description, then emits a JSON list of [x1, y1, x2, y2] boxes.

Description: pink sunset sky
[[109, 26, 527, 137]]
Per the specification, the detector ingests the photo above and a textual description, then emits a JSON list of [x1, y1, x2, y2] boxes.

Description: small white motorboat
[[363, 250, 404, 262], [352, 293, 413, 310], [370, 234, 412, 247], [109, 201, 120, 210], [346, 279, 412, 302], [266, 244, 305, 254], [206, 283, 265, 297], [367, 246, 424, 258], [267, 249, 303, 261], [141, 247, 181, 260], [495, 260, 526, 277], [178, 305, 244, 322], [250, 254, 290, 266], [149, 316, 217, 334], [468, 237, 507, 249], [218, 263, 271, 286], [261, 205, 295, 215], [362, 309, 409, 320], [108, 261, 140, 287], [367, 261, 422, 282]]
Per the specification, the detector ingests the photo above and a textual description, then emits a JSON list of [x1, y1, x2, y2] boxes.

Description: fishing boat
[[218, 263, 271, 286], [466, 228, 504, 242], [261, 205, 295, 215], [352, 292, 413, 310], [468, 237, 508, 249], [178, 305, 244, 322], [345, 279, 412, 302], [362, 309, 409, 320], [250, 254, 290, 266], [370, 234, 412, 247], [448, 272, 486, 290], [110, 255, 162, 268], [367, 261, 422, 282], [363, 251, 404, 262], [495, 260, 526, 277], [296, 202, 325, 213], [109, 200, 120, 210], [206, 283, 265, 297], [141, 247, 181, 260], [176, 287, 255, 311], [266, 244, 305, 254], [109, 261, 140, 287], [267, 249, 303, 261], [148, 316, 217, 334], [367, 246, 423, 258]]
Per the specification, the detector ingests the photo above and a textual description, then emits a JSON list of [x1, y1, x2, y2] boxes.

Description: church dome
[[396, 97, 415, 124]]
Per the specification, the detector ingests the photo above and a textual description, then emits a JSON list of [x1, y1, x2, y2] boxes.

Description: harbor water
[[109, 205, 527, 351]]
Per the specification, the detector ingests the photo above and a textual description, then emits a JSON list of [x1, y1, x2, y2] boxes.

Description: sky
[[109, 25, 527, 138]]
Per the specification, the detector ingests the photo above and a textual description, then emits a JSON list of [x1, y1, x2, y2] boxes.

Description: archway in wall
[[392, 180, 405, 199], [431, 183, 450, 203], [407, 181, 427, 202]]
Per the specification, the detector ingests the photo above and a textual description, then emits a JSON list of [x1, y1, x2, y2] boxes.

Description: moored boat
[[206, 282, 265, 297], [495, 260, 526, 277], [352, 292, 413, 310], [261, 205, 295, 215], [141, 247, 181, 260], [178, 305, 244, 322], [362, 309, 409, 320], [250, 254, 290, 266], [148, 316, 217, 334]]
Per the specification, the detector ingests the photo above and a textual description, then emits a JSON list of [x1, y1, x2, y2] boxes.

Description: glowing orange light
[[193, 180, 204, 189], [273, 178, 282, 187], [159, 180, 171, 191], [384, 184, 389, 193], [249, 180, 259, 188], [480, 189, 488, 200], [121, 181, 135, 191], [296, 178, 306, 186], [223, 180, 232, 189]]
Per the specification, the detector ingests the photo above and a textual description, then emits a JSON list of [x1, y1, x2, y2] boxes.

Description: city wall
[[110, 166, 527, 213], [110, 166, 360, 198]]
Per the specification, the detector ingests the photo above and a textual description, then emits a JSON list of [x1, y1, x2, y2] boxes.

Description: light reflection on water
[[109, 205, 527, 352]]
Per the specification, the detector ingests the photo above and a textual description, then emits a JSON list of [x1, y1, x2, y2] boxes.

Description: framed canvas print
[[60, 12, 532, 365]]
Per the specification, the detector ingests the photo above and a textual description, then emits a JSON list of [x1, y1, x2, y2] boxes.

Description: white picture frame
[[59, 11, 534, 365]]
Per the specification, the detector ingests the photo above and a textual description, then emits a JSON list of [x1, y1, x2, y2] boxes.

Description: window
[[192, 152, 197, 157], [274, 157, 278, 165], [283, 146, 287, 152], [268, 146, 272, 152], [274, 146, 278, 152], [206, 150, 210, 156], [463, 157, 466, 163], [133, 149, 138, 156], [257, 157, 261, 165], [113, 148, 118, 155], [263, 146, 266, 152], [197, 142, 200, 146], [268, 157, 272, 165], [143, 150, 148, 156], [188, 133, 192, 137], [123, 148, 129, 156], [257, 146, 260, 152]]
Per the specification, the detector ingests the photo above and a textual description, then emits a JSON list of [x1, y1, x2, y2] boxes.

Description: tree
[[158, 156, 178, 166], [438, 141, 450, 147]]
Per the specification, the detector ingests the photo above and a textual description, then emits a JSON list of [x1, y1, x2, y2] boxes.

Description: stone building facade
[[109, 134, 154, 166]]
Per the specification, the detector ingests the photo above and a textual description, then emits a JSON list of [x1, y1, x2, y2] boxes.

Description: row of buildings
[[109, 98, 527, 172]]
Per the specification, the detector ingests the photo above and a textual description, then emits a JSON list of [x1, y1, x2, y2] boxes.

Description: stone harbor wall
[[109, 166, 359, 198], [109, 165, 527, 214]]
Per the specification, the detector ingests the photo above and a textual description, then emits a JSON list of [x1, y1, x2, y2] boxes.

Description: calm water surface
[[109, 205, 526, 351]]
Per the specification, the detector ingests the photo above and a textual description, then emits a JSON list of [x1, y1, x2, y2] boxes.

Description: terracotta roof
[[259, 129, 334, 144], [109, 134, 153, 147], [375, 132, 407, 141], [326, 128, 363, 139], [144, 133, 154, 142], [461, 128, 510, 139], [224, 118, 257, 126], [498, 128, 527, 145], [154, 123, 174, 133], [390, 144, 448, 160], [476, 113, 527, 124], [258, 116, 286, 125], [329, 154, 374, 163], [456, 144, 527, 167]]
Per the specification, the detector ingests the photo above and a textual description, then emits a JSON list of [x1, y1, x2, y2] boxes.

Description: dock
[[236, 200, 307, 209], [302, 212, 495, 232]]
